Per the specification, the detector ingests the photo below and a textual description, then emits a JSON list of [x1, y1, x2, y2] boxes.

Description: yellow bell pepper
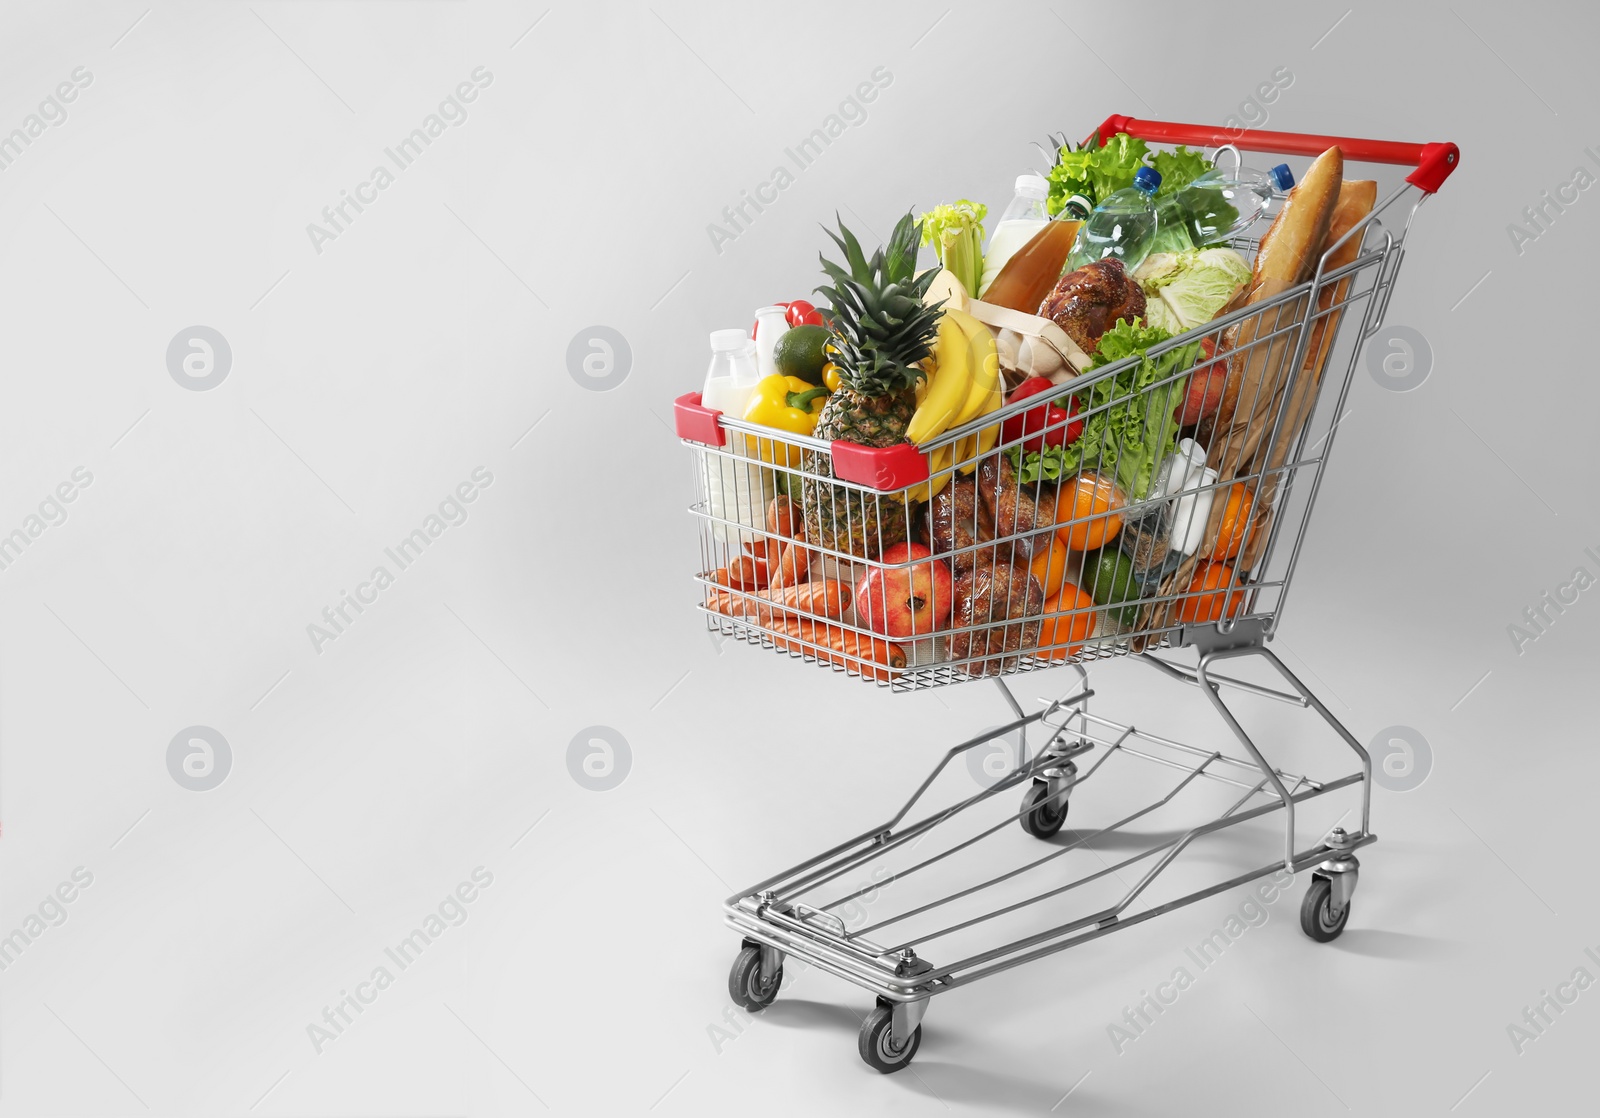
[[743, 375, 829, 466], [822, 363, 842, 393]]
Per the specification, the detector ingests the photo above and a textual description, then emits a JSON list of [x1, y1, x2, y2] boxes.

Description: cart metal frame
[[698, 116, 1455, 1071]]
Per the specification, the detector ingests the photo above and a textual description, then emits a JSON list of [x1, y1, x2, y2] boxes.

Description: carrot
[[743, 535, 784, 567], [727, 554, 769, 589], [709, 579, 850, 623], [754, 579, 849, 621], [705, 588, 740, 615], [770, 541, 812, 588], [762, 616, 905, 681], [767, 495, 801, 539]]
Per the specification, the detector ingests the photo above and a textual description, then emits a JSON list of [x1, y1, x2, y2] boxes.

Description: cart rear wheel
[[1300, 876, 1350, 942], [728, 945, 782, 1011], [858, 1005, 921, 1073], [1020, 781, 1069, 839]]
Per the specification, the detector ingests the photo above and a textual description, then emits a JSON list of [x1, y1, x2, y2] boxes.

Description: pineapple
[[803, 213, 943, 559]]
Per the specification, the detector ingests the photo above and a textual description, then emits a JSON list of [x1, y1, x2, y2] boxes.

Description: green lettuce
[[1047, 135, 1215, 218], [1047, 132, 1148, 217], [1134, 248, 1251, 331], [1149, 146, 1211, 193], [1008, 319, 1198, 500]]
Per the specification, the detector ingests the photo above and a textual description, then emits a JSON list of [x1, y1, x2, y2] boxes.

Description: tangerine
[[1176, 562, 1247, 624], [1035, 585, 1096, 659], [1027, 534, 1072, 601], [1056, 472, 1124, 551], [1210, 484, 1256, 561]]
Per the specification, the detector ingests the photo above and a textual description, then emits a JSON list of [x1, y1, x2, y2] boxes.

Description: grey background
[[1, 1, 1596, 1115]]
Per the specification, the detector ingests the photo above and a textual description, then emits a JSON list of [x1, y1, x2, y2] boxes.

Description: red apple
[[855, 542, 953, 638], [1176, 351, 1228, 425]]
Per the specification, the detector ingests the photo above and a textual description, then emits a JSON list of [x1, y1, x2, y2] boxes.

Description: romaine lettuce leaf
[[1008, 319, 1198, 500]]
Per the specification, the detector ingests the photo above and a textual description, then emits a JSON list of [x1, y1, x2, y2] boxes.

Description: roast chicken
[[1038, 258, 1146, 354]]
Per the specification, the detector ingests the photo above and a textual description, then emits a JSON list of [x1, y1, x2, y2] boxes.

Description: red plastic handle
[[1090, 114, 1460, 194]]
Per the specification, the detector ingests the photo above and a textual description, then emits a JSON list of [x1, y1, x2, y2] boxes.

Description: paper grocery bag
[[1130, 183, 1379, 649], [965, 298, 1092, 389], [1236, 181, 1379, 512], [1189, 181, 1378, 569]]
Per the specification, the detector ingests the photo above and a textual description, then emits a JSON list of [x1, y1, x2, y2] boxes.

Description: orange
[[1056, 472, 1124, 551], [1209, 484, 1255, 561], [1035, 585, 1096, 659], [1027, 534, 1072, 601], [1176, 562, 1247, 624]]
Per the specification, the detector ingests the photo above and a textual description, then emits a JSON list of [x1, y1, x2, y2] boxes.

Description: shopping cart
[[674, 116, 1456, 1071]]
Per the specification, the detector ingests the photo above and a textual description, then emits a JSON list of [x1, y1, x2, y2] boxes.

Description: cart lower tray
[[723, 650, 1373, 1072]]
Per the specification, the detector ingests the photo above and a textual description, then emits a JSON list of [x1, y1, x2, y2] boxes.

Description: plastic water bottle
[[1178, 161, 1295, 246], [1066, 166, 1162, 272]]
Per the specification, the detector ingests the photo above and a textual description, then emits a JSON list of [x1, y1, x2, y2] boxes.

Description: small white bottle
[[1166, 439, 1218, 557], [752, 305, 790, 379], [978, 175, 1049, 297], [701, 330, 771, 544]]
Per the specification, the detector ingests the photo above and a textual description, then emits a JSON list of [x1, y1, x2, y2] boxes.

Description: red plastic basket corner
[[830, 441, 930, 491], [674, 392, 725, 447]]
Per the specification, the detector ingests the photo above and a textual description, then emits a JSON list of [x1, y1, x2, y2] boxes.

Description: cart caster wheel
[[1020, 781, 1068, 840], [1300, 876, 1351, 942], [728, 945, 782, 1011], [858, 1005, 921, 1073]]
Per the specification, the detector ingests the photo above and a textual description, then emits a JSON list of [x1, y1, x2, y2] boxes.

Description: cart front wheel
[[858, 1005, 921, 1073], [728, 945, 782, 1011], [1300, 876, 1350, 942], [1020, 781, 1068, 840]]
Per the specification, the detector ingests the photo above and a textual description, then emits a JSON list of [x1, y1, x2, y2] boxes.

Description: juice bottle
[[977, 215, 1083, 314], [977, 175, 1049, 296]]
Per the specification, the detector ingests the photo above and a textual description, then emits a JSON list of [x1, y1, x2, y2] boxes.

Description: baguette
[[1205, 147, 1343, 470], [1250, 146, 1345, 290], [1240, 179, 1377, 518]]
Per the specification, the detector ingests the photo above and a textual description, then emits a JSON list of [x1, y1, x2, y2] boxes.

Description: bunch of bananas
[[904, 307, 1003, 501]]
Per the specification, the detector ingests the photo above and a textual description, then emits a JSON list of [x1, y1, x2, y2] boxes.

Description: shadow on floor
[[1331, 928, 1464, 961], [899, 1059, 1160, 1117], [754, 998, 862, 1032]]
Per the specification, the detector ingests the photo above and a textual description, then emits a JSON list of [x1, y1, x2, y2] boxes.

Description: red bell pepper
[[752, 300, 826, 337], [1002, 377, 1083, 452], [784, 299, 824, 327]]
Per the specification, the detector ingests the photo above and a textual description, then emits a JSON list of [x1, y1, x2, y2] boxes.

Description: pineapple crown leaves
[[813, 212, 944, 395]]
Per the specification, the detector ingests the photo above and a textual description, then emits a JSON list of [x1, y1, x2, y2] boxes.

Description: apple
[[1176, 345, 1228, 425], [855, 542, 953, 638]]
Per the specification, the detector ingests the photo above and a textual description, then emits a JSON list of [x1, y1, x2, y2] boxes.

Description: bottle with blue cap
[[1174, 149, 1296, 247], [1065, 164, 1164, 272]]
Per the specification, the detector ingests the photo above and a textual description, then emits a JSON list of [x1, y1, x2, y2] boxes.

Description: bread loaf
[[1250, 146, 1344, 289], [1236, 178, 1377, 522]]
